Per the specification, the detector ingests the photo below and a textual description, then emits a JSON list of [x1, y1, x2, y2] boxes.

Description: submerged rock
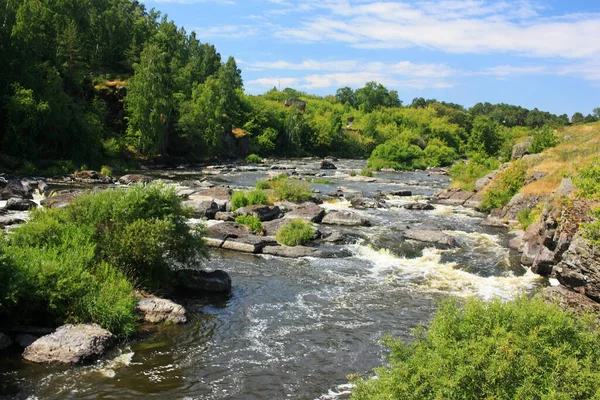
[[136, 296, 186, 324], [175, 269, 232, 294], [321, 210, 371, 227], [23, 324, 115, 364], [387, 190, 412, 197]]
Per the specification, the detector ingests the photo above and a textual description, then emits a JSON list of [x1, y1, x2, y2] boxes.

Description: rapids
[[0, 159, 545, 399]]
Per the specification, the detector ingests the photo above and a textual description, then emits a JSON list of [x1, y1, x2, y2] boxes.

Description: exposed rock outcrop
[[537, 285, 600, 318], [23, 324, 115, 364], [40, 192, 79, 208], [434, 188, 481, 209], [512, 137, 533, 159], [184, 199, 219, 218], [136, 296, 186, 324], [285, 202, 325, 223], [0, 179, 33, 200], [555, 234, 600, 303], [404, 203, 435, 211]]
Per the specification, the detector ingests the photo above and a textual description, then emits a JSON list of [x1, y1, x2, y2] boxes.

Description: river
[[0, 159, 545, 399]]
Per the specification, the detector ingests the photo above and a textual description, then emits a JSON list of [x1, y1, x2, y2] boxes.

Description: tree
[[335, 86, 354, 106], [594, 107, 600, 120], [468, 115, 504, 157], [571, 112, 585, 124]]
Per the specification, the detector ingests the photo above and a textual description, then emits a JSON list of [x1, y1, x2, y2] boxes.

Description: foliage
[[351, 296, 600, 400], [449, 155, 500, 192], [368, 139, 426, 171], [276, 220, 315, 246], [255, 180, 271, 190], [480, 161, 526, 212], [517, 205, 544, 230], [232, 189, 268, 210], [573, 158, 600, 199], [232, 191, 249, 210], [359, 168, 374, 177], [247, 189, 269, 206], [270, 176, 313, 202], [529, 126, 558, 154], [246, 154, 262, 164], [582, 208, 600, 248], [467, 115, 505, 157], [350, 170, 357, 177], [235, 215, 264, 234], [100, 165, 113, 177], [306, 178, 334, 185]]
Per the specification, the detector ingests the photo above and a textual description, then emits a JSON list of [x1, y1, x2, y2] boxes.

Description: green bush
[[306, 178, 334, 184], [359, 168, 374, 177], [276, 219, 315, 246], [271, 176, 312, 202], [0, 183, 207, 336], [368, 140, 426, 171], [246, 153, 262, 164], [529, 126, 558, 154], [479, 161, 526, 212], [247, 189, 268, 206], [424, 139, 457, 167], [449, 154, 500, 192], [256, 180, 270, 190], [573, 158, 600, 199], [100, 165, 113, 177], [582, 208, 600, 248], [235, 215, 264, 234], [350, 170, 357, 177], [351, 296, 600, 400], [232, 191, 249, 210]]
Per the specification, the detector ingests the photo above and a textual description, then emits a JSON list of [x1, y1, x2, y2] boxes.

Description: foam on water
[[320, 199, 351, 211], [352, 243, 543, 300]]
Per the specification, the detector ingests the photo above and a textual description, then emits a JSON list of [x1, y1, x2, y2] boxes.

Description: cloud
[[246, 77, 300, 88], [193, 24, 259, 38], [274, 0, 600, 59]]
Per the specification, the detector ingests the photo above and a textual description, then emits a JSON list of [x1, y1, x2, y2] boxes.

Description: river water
[[0, 159, 545, 399]]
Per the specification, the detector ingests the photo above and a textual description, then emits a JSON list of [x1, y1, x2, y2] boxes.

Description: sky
[[141, 0, 600, 116]]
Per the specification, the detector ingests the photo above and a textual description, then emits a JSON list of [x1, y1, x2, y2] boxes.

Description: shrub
[[529, 126, 558, 154], [246, 153, 262, 164], [368, 140, 425, 171], [449, 154, 500, 192], [479, 161, 526, 212], [235, 215, 264, 234], [271, 176, 312, 202], [256, 180, 270, 190], [247, 189, 268, 206], [359, 168, 374, 177], [306, 178, 334, 184], [424, 139, 457, 167], [232, 191, 249, 210], [100, 165, 113, 177], [276, 219, 315, 246], [582, 208, 600, 248], [350, 170, 357, 177], [517, 202, 544, 230], [573, 158, 600, 199], [351, 296, 600, 400]]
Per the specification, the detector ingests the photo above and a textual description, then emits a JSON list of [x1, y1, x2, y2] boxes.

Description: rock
[[531, 246, 556, 275], [405, 229, 459, 248], [520, 222, 543, 266], [23, 324, 115, 364], [208, 222, 250, 239], [388, 190, 412, 197], [285, 202, 325, 223], [270, 164, 297, 170], [474, 171, 498, 192], [118, 174, 154, 185], [221, 236, 278, 253], [262, 219, 290, 236], [175, 269, 232, 293], [512, 137, 533, 159], [327, 189, 345, 198], [320, 160, 337, 170], [321, 210, 371, 227], [73, 170, 112, 184], [350, 197, 382, 209], [0, 332, 12, 351], [554, 178, 576, 197], [15, 334, 37, 348], [184, 200, 219, 219], [38, 181, 50, 196], [403, 203, 435, 211], [555, 234, 600, 303], [537, 286, 600, 318], [0, 215, 25, 228], [4, 197, 37, 211], [263, 245, 318, 258], [434, 188, 474, 206], [40, 192, 79, 208], [0, 179, 33, 200], [508, 230, 525, 251], [235, 205, 282, 222], [136, 296, 186, 324], [463, 193, 483, 209], [215, 211, 235, 221], [195, 186, 232, 201], [489, 194, 546, 224]]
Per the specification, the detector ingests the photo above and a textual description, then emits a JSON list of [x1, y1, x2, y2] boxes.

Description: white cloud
[[193, 24, 259, 38], [246, 77, 300, 88]]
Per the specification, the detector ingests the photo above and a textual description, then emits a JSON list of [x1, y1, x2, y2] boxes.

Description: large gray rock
[[118, 174, 154, 185], [184, 200, 219, 219], [190, 187, 232, 211], [321, 210, 371, 227], [23, 324, 115, 364], [555, 234, 600, 303], [0, 332, 12, 351], [221, 236, 277, 253], [214, 211, 235, 221], [208, 222, 250, 239], [4, 197, 37, 211], [0, 179, 33, 200], [512, 137, 533, 159], [136, 296, 186, 324], [263, 245, 318, 258], [405, 229, 459, 248], [235, 205, 282, 222], [40, 192, 79, 208], [554, 177, 576, 197], [537, 286, 600, 318], [285, 202, 325, 223], [404, 203, 435, 211], [350, 197, 383, 210], [175, 269, 232, 293], [434, 188, 475, 206], [474, 171, 498, 192]]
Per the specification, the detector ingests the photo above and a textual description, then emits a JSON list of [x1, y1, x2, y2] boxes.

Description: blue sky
[[142, 0, 600, 116]]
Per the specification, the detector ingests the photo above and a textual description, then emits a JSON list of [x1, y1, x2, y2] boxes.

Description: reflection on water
[[0, 160, 545, 399]]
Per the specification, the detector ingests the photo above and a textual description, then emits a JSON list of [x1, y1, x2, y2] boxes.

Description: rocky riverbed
[[0, 158, 561, 399]]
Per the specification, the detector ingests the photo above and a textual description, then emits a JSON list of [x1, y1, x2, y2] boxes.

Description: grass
[[275, 219, 315, 246], [246, 153, 262, 164], [235, 215, 264, 234], [256, 175, 312, 203], [359, 168, 374, 177], [479, 161, 526, 212], [306, 178, 334, 184], [232, 189, 269, 210], [449, 155, 500, 192]]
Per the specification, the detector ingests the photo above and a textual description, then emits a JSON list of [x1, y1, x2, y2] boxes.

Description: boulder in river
[[118, 174, 154, 185], [215, 211, 235, 221], [285, 202, 325, 223], [184, 199, 219, 219], [40, 192, 79, 209], [263, 245, 318, 258], [73, 170, 112, 184], [320, 160, 337, 170], [175, 269, 232, 294], [321, 210, 371, 227], [0, 179, 33, 200], [0, 332, 12, 351], [136, 296, 186, 324], [0, 215, 25, 228], [23, 324, 115, 364], [4, 197, 37, 211], [235, 205, 282, 222], [404, 229, 459, 248], [387, 190, 412, 197], [403, 203, 435, 211], [350, 197, 383, 210]]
